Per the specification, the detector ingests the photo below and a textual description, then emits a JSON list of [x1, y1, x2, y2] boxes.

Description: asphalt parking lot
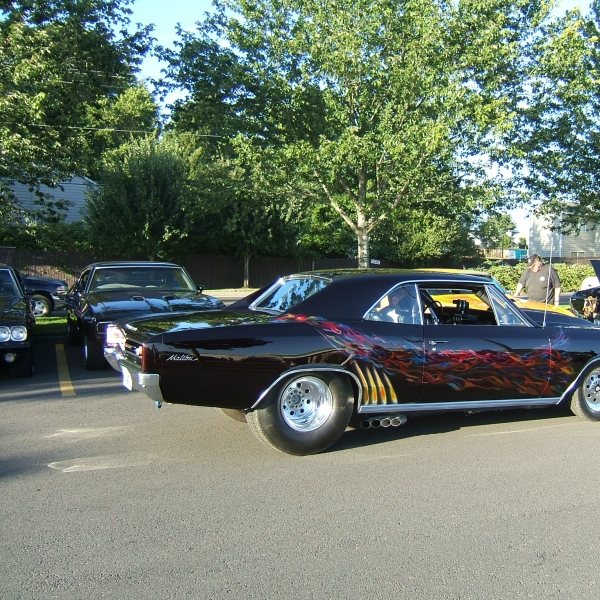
[[3, 333, 600, 599]]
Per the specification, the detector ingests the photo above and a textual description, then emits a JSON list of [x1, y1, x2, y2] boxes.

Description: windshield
[[88, 267, 196, 293], [250, 276, 330, 314], [0, 269, 20, 296]]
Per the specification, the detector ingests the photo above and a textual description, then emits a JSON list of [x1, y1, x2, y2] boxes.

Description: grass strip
[[34, 316, 67, 337]]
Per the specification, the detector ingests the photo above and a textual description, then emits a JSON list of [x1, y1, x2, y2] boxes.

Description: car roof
[[84, 261, 181, 269], [285, 269, 494, 320], [291, 268, 492, 282]]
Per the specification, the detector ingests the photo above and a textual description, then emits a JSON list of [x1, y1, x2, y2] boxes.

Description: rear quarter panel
[[157, 322, 346, 409]]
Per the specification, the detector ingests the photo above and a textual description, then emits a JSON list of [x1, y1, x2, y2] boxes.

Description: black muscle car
[[105, 269, 600, 455], [0, 265, 34, 377], [66, 261, 225, 370]]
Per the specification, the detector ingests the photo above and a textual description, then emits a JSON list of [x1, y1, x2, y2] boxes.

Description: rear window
[[251, 277, 330, 314]]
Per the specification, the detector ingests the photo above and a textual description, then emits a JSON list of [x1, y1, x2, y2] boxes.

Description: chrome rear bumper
[[104, 346, 164, 404]]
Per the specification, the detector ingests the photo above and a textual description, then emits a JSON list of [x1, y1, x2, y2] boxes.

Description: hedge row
[[479, 262, 595, 294]]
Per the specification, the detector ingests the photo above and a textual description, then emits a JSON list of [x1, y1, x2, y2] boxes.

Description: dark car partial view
[[105, 269, 600, 456], [20, 273, 68, 317], [571, 259, 600, 321], [66, 261, 225, 370], [0, 265, 35, 378]]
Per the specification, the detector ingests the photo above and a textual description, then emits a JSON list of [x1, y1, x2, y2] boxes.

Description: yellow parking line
[[55, 344, 76, 397]]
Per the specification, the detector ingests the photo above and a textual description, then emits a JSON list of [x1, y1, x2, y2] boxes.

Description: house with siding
[[8, 176, 95, 223], [527, 211, 600, 261]]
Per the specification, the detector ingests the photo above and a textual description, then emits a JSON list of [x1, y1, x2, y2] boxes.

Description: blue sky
[[130, 0, 591, 237]]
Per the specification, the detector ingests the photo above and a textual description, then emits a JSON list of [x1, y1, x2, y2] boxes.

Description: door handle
[[428, 340, 449, 345]]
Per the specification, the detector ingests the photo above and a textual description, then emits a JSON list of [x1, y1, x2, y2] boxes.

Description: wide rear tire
[[247, 373, 354, 455], [571, 365, 600, 421], [216, 408, 247, 423]]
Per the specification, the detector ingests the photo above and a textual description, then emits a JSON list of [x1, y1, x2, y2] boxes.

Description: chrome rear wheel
[[280, 376, 333, 432]]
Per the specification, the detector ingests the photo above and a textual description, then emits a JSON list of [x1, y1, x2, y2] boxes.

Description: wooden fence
[[8, 246, 594, 289], [2, 246, 395, 289]]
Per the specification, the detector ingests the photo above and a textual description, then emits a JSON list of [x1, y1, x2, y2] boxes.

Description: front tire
[[31, 295, 52, 317], [571, 366, 600, 421], [84, 334, 107, 370], [247, 373, 354, 455], [67, 319, 82, 346]]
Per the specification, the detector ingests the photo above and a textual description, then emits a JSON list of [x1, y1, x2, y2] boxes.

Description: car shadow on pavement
[[329, 404, 575, 453]]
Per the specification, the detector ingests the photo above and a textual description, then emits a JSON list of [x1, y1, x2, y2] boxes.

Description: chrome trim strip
[[357, 397, 562, 414], [251, 365, 363, 410]]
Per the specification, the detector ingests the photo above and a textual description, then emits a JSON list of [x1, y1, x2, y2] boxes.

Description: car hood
[[521, 307, 595, 327], [511, 297, 574, 316], [23, 275, 67, 286], [86, 290, 225, 321], [0, 296, 29, 324], [121, 309, 276, 339]]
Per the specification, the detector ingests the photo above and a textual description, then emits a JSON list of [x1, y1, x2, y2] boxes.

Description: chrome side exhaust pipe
[[360, 415, 407, 429]]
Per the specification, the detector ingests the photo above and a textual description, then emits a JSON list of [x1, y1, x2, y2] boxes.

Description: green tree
[[0, 0, 152, 217], [186, 136, 304, 267], [160, 0, 551, 267], [474, 213, 517, 249], [510, 2, 600, 231], [85, 135, 196, 260], [85, 82, 159, 181]]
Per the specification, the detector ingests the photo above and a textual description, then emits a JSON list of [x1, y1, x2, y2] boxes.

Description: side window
[[78, 270, 91, 292], [488, 287, 529, 326], [419, 284, 495, 325], [365, 283, 421, 324], [417, 283, 530, 327]]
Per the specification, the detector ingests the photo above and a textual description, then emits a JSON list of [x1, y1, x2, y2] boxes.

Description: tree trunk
[[243, 255, 250, 288], [357, 230, 370, 269]]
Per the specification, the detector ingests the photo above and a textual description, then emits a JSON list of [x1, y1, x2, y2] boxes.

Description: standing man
[[515, 253, 562, 307]]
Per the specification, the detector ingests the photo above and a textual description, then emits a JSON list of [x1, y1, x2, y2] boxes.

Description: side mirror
[[197, 285, 205, 294]]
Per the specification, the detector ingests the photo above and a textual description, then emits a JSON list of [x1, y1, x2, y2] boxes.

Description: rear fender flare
[[250, 365, 362, 411], [559, 357, 600, 404]]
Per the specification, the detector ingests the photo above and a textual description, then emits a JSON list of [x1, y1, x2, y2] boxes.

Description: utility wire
[[0, 122, 221, 136]]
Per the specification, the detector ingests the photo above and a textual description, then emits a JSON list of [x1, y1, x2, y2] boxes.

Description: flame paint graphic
[[276, 314, 575, 397]]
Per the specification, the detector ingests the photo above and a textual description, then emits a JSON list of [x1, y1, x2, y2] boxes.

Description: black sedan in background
[[20, 273, 68, 316], [0, 264, 68, 316], [0, 265, 34, 377], [106, 269, 600, 455], [66, 261, 225, 370]]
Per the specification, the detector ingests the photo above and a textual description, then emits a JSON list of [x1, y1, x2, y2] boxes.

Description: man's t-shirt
[[518, 264, 561, 303]]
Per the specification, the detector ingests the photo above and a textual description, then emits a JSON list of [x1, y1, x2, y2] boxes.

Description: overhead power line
[[0, 122, 221, 137]]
